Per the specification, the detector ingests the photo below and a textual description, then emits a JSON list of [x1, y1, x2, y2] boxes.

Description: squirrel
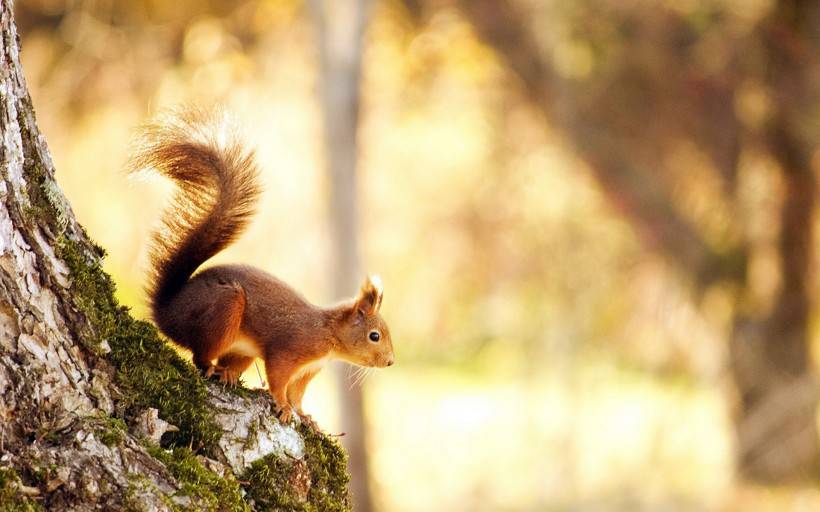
[[129, 108, 394, 427]]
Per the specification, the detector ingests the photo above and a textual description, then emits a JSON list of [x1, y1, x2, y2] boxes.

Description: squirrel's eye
[[368, 330, 381, 342]]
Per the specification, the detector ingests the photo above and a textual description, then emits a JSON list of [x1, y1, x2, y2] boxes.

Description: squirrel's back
[[160, 263, 322, 348], [128, 108, 261, 319]]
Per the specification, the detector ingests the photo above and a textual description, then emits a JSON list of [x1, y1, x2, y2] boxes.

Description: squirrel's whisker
[[349, 366, 368, 389]]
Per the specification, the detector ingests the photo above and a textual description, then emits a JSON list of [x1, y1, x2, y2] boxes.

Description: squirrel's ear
[[355, 275, 383, 316]]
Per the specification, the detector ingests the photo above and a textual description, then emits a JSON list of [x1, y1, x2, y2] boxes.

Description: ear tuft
[[356, 274, 384, 315], [368, 274, 383, 297]]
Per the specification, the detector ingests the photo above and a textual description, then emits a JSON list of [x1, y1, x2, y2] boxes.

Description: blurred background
[[14, 0, 820, 510]]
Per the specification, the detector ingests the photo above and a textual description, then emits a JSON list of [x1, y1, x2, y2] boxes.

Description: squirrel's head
[[331, 275, 394, 368]]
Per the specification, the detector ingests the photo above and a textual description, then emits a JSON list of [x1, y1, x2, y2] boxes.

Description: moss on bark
[[0, 468, 45, 512], [146, 446, 250, 511], [242, 425, 351, 512]]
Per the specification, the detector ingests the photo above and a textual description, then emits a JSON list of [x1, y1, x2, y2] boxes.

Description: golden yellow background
[[17, 1, 818, 510]]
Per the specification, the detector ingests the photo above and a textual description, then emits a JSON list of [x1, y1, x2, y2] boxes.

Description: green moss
[[17, 117, 221, 452], [243, 419, 260, 450], [46, 234, 222, 450], [147, 446, 249, 512], [89, 413, 128, 448], [29, 192, 212, 448], [122, 474, 150, 512], [107, 319, 223, 450], [0, 468, 45, 512], [242, 454, 305, 510], [242, 425, 350, 512], [27, 465, 51, 486], [124, 472, 186, 512], [298, 425, 351, 512], [52, 237, 115, 354]]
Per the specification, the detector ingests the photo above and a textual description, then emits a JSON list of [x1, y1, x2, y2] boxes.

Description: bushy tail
[[129, 107, 261, 312]]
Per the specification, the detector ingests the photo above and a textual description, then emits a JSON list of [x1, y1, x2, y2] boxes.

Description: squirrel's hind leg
[[187, 281, 246, 377]]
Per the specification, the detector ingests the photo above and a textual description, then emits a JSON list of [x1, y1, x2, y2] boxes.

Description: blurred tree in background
[[310, 0, 375, 510], [439, 0, 820, 481]]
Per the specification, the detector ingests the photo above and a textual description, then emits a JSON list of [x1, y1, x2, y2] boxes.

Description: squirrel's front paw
[[274, 404, 294, 424], [296, 410, 320, 431], [203, 365, 241, 386], [203, 365, 222, 379], [219, 368, 241, 386]]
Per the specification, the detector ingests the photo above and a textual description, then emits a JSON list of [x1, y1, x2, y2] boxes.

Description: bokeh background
[[15, 0, 820, 510]]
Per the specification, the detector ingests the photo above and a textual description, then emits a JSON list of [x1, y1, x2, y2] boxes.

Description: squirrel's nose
[[386, 355, 394, 367]]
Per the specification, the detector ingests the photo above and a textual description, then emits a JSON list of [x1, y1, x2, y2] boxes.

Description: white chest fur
[[292, 357, 328, 381]]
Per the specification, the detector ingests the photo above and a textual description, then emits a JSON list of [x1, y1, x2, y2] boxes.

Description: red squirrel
[[130, 108, 394, 426]]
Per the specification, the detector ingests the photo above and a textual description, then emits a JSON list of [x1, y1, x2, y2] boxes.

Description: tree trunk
[[730, 317, 819, 481], [309, 1, 375, 511], [0, 1, 350, 510], [729, 117, 818, 482], [730, 0, 820, 480]]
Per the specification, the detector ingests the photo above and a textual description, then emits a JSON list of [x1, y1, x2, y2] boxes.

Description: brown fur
[[131, 108, 394, 426]]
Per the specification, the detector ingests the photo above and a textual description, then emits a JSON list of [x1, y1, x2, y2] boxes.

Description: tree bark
[[309, 1, 375, 511], [0, 1, 350, 510]]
